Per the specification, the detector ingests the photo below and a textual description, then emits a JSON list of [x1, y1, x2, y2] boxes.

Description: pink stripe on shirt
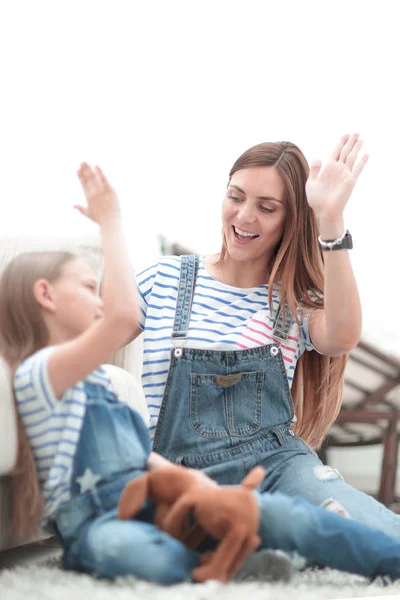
[[252, 318, 299, 342], [247, 326, 296, 354]]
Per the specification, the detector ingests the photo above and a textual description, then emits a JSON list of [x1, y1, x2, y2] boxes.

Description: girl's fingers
[[331, 134, 350, 161], [74, 204, 89, 218], [81, 178, 97, 197], [77, 162, 92, 183], [77, 163, 111, 200], [339, 133, 359, 163], [78, 163, 100, 195], [352, 153, 369, 180], [95, 165, 111, 190], [346, 140, 364, 171], [77, 167, 93, 191]]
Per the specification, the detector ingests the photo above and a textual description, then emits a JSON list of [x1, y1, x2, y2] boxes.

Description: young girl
[[132, 133, 400, 539], [3, 162, 400, 585]]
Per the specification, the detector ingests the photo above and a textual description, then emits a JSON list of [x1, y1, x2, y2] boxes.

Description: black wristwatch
[[318, 229, 353, 251]]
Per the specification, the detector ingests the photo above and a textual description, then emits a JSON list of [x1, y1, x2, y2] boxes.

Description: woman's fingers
[[330, 134, 367, 177], [345, 139, 364, 171], [308, 160, 322, 180], [339, 133, 359, 163], [353, 153, 369, 180], [331, 134, 350, 161]]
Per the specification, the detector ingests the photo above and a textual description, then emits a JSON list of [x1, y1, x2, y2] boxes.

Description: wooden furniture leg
[[379, 416, 399, 507]]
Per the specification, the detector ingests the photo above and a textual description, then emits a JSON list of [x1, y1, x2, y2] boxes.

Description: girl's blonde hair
[[0, 251, 77, 536], [222, 141, 347, 449]]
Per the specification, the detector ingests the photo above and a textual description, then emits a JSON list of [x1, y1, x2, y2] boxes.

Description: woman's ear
[[33, 279, 56, 313]]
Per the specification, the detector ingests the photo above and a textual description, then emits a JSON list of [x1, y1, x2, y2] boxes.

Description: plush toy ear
[[118, 474, 149, 520], [241, 466, 265, 490]]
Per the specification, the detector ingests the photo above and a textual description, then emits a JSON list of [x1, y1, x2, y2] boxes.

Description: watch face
[[334, 234, 352, 250], [344, 234, 353, 249]]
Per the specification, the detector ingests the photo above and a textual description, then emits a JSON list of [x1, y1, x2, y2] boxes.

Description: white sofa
[[0, 233, 149, 552]]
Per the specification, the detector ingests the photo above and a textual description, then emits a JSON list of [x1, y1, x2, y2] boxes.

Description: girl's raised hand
[[75, 163, 120, 226], [305, 133, 369, 221]]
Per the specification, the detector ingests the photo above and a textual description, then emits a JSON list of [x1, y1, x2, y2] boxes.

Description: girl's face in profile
[[222, 166, 287, 264], [46, 258, 103, 340]]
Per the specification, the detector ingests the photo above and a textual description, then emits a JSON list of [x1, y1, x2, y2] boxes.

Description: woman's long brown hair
[[0, 251, 77, 536], [221, 141, 347, 449]]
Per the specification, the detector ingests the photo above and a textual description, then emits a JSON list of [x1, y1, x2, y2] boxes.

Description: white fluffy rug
[[2, 554, 400, 600]]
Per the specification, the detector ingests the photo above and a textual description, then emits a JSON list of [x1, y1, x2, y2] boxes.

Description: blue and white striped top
[[136, 256, 315, 437], [14, 347, 112, 521]]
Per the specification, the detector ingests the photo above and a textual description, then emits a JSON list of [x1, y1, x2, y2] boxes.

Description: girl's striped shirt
[[136, 256, 316, 437], [14, 347, 112, 523]]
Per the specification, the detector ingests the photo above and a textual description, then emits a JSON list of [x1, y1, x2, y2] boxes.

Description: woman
[[134, 133, 400, 538]]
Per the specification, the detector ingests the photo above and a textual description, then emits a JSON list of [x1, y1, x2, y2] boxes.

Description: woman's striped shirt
[[136, 256, 316, 437]]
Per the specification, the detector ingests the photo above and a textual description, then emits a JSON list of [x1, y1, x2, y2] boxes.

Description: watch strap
[[318, 229, 353, 251]]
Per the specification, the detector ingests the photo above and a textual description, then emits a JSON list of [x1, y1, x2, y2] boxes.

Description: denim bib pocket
[[189, 371, 263, 437]]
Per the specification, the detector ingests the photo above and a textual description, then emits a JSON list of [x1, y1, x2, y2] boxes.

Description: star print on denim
[[76, 467, 101, 494]]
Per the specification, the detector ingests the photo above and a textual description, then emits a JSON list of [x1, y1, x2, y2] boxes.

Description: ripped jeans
[[192, 429, 400, 539], [53, 471, 400, 583]]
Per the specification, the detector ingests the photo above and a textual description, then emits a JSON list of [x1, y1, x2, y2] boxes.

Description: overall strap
[[271, 301, 293, 341], [171, 255, 199, 340]]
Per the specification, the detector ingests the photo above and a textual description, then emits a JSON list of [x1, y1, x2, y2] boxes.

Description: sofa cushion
[[0, 358, 18, 476], [103, 364, 150, 426]]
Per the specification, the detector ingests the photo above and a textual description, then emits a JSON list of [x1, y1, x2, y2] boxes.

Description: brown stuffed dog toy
[[118, 463, 265, 583]]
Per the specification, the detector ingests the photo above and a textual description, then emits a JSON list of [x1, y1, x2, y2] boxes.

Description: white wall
[[1, 0, 399, 353]]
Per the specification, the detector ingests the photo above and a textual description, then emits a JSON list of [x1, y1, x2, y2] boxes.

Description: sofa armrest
[[0, 359, 18, 476], [102, 364, 149, 427], [108, 333, 143, 382]]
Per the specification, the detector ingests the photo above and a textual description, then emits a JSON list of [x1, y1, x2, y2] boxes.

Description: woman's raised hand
[[305, 133, 369, 221], [75, 163, 120, 226]]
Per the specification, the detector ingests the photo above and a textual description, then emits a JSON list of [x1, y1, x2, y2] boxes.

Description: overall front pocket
[[189, 371, 263, 437]]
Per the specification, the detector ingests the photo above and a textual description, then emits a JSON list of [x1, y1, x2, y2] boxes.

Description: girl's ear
[[33, 279, 56, 313]]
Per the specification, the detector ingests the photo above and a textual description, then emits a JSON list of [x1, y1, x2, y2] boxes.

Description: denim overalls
[[153, 256, 400, 537], [52, 381, 199, 584]]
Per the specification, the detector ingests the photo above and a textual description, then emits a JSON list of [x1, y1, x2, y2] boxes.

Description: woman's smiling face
[[222, 166, 287, 263]]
